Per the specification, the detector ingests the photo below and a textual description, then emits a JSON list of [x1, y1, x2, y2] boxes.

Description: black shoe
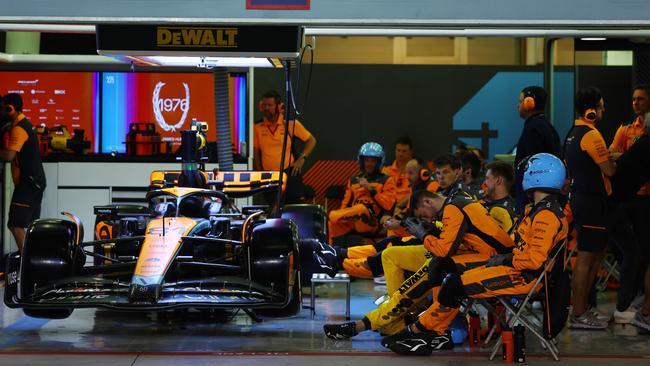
[[380, 326, 413, 347], [333, 246, 347, 259], [323, 322, 357, 340], [386, 330, 453, 355], [312, 241, 342, 277]]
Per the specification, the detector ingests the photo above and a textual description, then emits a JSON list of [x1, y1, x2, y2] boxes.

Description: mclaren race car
[[4, 170, 323, 319]]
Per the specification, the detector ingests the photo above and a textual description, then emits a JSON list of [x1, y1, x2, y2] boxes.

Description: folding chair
[[487, 239, 568, 361]]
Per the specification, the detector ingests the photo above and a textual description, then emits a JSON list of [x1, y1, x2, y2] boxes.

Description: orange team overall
[[328, 142, 396, 243]]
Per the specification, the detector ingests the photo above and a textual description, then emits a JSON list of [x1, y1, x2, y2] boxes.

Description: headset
[[522, 90, 536, 111], [583, 108, 597, 122], [420, 168, 432, 182]]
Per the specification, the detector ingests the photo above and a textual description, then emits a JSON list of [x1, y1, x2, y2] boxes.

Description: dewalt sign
[[96, 24, 302, 58], [157, 27, 238, 48]]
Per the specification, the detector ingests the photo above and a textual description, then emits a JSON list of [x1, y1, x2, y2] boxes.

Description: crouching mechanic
[[323, 187, 514, 339], [382, 153, 568, 355], [328, 142, 396, 243]]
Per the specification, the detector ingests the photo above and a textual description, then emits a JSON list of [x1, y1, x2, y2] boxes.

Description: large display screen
[[102, 72, 225, 153], [0, 71, 100, 152]]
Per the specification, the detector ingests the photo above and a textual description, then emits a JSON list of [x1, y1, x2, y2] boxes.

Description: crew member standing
[[253, 90, 317, 204], [607, 84, 650, 324], [0, 93, 46, 252], [564, 87, 616, 330], [514, 86, 561, 214]]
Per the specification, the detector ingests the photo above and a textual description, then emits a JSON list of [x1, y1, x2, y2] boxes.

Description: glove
[[403, 217, 429, 242], [485, 253, 514, 267]]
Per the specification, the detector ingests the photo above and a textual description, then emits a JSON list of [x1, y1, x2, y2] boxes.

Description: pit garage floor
[[1, 279, 649, 366]]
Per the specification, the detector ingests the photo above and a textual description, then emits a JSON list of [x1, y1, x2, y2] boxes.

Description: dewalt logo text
[[157, 27, 238, 48]]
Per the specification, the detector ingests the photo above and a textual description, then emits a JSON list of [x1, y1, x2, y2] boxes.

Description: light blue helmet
[[522, 153, 566, 193], [358, 142, 385, 172]]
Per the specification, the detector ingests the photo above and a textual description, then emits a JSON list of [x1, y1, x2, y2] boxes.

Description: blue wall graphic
[[453, 71, 574, 161]]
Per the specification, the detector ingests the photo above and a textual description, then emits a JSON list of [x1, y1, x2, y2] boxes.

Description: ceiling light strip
[[304, 28, 650, 38]]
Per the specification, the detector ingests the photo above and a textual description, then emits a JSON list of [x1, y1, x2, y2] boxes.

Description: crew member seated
[[328, 142, 396, 244], [480, 160, 517, 233], [459, 151, 484, 198]]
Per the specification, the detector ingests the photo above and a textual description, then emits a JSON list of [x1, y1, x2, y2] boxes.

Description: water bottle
[[514, 324, 526, 363], [468, 311, 481, 347], [502, 328, 514, 363], [488, 304, 505, 335], [450, 313, 468, 345]]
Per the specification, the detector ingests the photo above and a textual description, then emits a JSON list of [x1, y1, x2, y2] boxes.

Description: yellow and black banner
[[96, 24, 302, 58]]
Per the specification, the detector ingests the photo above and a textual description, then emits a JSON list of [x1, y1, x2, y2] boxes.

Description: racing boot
[[383, 327, 453, 355], [323, 321, 358, 340], [311, 240, 341, 277]]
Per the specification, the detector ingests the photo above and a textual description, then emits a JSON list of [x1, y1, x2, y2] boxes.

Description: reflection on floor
[[1, 279, 649, 366]]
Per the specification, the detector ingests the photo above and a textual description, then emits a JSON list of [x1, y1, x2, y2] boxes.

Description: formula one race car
[[4, 170, 321, 319]]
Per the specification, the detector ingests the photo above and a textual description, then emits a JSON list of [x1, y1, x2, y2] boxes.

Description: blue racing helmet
[[358, 142, 385, 172], [522, 153, 566, 193]]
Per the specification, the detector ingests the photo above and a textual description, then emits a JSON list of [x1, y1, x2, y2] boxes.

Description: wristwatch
[[300, 153, 308, 160]]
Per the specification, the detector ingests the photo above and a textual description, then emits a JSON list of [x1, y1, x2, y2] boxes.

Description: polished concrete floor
[[1, 278, 649, 365]]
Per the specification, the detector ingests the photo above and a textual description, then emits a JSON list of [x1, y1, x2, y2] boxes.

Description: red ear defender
[[522, 95, 535, 111], [584, 108, 597, 122]]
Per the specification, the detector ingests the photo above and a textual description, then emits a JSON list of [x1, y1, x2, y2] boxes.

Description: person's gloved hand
[[403, 217, 429, 242], [485, 253, 514, 267]]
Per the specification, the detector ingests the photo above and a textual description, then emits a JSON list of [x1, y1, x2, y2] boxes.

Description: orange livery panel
[[134, 217, 196, 277]]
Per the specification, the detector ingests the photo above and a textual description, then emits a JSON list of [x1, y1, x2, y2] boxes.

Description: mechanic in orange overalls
[[328, 142, 396, 243], [481, 160, 517, 233], [382, 136, 415, 205], [381, 153, 568, 355], [459, 150, 484, 199]]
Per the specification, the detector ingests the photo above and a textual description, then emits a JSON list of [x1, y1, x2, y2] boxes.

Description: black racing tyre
[[20, 219, 78, 319], [249, 218, 301, 317], [257, 274, 301, 317], [281, 204, 327, 242]]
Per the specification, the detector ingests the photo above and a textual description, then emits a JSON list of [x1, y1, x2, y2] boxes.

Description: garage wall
[[254, 64, 632, 165]]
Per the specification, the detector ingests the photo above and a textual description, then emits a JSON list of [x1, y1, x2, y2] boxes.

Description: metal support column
[[544, 38, 558, 125]]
